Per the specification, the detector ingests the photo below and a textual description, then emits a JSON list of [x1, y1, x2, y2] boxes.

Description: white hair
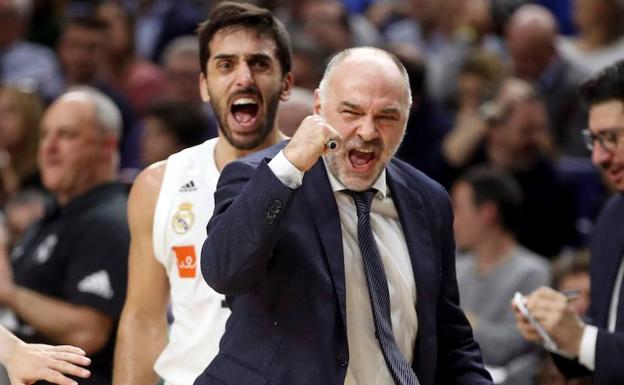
[[61, 86, 122, 140], [162, 35, 200, 65]]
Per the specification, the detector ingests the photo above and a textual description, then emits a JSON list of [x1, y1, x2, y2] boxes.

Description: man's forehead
[[589, 100, 624, 130], [209, 28, 278, 58]]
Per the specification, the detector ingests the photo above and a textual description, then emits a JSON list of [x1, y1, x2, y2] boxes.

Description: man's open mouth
[[348, 149, 376, 170], [230, 97, 260, 128]]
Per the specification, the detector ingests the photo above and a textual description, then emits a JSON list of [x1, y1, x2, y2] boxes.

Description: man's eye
[[217, 61, 232, 70], [252, 61, 270, 70]]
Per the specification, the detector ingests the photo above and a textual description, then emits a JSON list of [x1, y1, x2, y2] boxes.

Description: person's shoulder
[[513, 246, 550, 274]]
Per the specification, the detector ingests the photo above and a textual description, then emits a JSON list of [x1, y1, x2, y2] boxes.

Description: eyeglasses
[[582, 127, 624, 152]]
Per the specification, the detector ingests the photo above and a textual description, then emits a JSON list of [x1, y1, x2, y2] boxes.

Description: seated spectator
[[506, 4, 588, 156], [453, 165, 550, 385], [557, 0, 624, 75], [443, 78, 579, 257], [0, 87, 130, 385], [0, 84, 44, 205], [0, 0, 63, 101], [139, 100, 210, 168], [96, 1, 168, 115]]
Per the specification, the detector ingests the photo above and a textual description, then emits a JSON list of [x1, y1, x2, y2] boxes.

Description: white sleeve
[[268, 150, 305, 189], [578, 324, 598, 371]]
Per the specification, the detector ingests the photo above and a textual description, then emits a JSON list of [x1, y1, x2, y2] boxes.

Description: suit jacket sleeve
[[201, 158, 295, 295]]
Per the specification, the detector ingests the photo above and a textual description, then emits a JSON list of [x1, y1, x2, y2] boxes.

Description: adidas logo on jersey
[[179, 180, 197, 192], [77, 270, 114, 300]]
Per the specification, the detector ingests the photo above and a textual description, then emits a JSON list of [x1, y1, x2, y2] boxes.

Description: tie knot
[[346, 189, 375, 215]]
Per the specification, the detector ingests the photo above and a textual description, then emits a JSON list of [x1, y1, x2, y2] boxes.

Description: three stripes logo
[[179, 180, 197, 192]]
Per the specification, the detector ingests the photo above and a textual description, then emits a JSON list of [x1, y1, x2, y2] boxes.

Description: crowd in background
[[1, 0, 623, 384]]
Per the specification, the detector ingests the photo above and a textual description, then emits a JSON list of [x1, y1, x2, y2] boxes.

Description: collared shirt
[[269, 151, 418, 385]]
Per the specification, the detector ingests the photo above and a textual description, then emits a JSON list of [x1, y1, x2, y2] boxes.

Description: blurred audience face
[[559, 271, 590, 316], [4, 192, 45, 245], [58, 24, 106, 84], [301, 0, 351, 55], [166, 51, 201, 104], [320, 51, 410, 191], [573, 0, 621, 33], [278, 87, 314, 137], [588, 100, 624, 191], [96, 2, 133, 58], [492, 100, 549, 163], [38, 96, 111, 203], [0, 0, 23, 47], [452, 181, 489, 251], [0, 86, 42, 164], [139, 116, 184, 166], [0, 88, 26, 150], [200, 28, 292, 150], [506, 5, 557, 80]]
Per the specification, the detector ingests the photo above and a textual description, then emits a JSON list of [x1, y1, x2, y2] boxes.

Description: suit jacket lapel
[[302, 160, 348, 329], [386, 163, 437, 381]]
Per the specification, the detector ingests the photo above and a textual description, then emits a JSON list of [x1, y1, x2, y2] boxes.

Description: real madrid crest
[[172, 202, 195, 234]]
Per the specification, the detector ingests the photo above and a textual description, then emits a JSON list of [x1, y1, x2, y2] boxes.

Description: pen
[[562, 289, 581, 300]]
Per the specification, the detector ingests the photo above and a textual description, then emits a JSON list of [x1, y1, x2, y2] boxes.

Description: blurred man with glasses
[[515, 60, 624, 385]]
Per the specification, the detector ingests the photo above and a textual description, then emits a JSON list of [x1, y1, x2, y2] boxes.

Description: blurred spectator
[[0, 0, 63, 101], [57, 16, 138, 169], [557, 0, 624, 75], [290, 37, 326, 91], [0, 87, 129, 385], [277, 87, 314, 137], [393, 42, 454, 180], [0, 84, 44, 205], [26, 0, 65, 48], [443, 78, 578, 257], [130, 0, 206, 63], [96, 1, 168, 115], [278, 0, 382, 60], [552, 251, 591, 317], [139, 100, 210, 168], [384, 0, 504, 104], [161, 35, 202, 106], [453, 165, 550, 385], [535, 251, 592, 385], [506, 4, 588, 156], [440, 51, 507, 182], [2, 188, 44, 250]]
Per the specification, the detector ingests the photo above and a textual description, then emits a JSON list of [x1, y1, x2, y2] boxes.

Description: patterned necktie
[[347, 190, 420, 385]]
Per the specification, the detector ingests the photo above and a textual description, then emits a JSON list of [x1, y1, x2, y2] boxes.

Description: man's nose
[[357, 116, 378, 141], [234, 63, 254, 87]]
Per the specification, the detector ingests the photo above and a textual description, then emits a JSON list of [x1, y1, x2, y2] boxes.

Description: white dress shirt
[[269, 151, 418, 385], [578, 253, 624, 370]]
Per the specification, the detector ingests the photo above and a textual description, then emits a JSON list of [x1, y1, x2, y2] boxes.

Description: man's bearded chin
[[211, 89, 281, 150]]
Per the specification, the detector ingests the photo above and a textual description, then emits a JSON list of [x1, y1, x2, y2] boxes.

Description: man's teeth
[[233, 98, 257, 105]]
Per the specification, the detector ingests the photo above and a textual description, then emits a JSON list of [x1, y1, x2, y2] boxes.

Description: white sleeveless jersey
[[152, 138, 229, 385]]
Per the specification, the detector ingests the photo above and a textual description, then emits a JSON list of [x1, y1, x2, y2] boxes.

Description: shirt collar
[[321, 156, 388, 198]]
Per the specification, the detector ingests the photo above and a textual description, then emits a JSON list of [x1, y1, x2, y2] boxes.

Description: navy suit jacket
[[195, 142, 492, 385], [555, 193, 624, 384]]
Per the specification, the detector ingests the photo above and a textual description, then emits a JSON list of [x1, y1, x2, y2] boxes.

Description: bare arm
[[112, 162, 170, 385], [0, 324, 91, 385]]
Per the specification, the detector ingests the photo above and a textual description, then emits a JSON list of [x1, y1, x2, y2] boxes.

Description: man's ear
[[199, 72, 210, 102], [280, 72, 294, 101], [313, 89, 321, 115]]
